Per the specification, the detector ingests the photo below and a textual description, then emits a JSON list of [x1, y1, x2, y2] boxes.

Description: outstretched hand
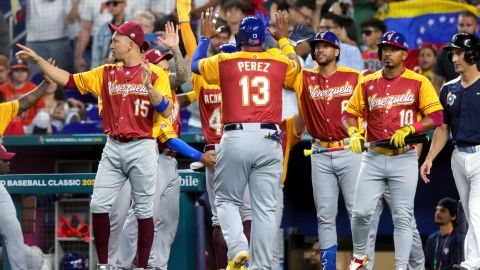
[[157, 22, 179, 49], [16, 43, 42, 64], [268, 11, 289, 41], [141, 61, 153, 88], [200, 7, 221, 39]]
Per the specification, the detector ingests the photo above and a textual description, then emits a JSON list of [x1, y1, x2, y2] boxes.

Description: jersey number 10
[[399, 109, 414, 126], [240, 76, 270, 106]]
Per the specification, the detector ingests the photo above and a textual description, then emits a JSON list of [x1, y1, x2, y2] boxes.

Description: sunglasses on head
[[106, 1, 124, 7]]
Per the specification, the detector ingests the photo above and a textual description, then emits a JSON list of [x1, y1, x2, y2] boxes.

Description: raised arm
[[177, 0, 198, 61], [18, 81, 48, 114], [191, 8, 218, 75], [157, 22, 188, 90], [269, 11, 301, 66], [16, 44, 71, 86]]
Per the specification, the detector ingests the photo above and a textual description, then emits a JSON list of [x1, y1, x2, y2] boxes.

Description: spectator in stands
[[287, 1, 315, 29], [0, 59, 46, 133], [319, 13, 363, 70], [309, 240, 321, 270], [133, 10, 169, 52], [208, 19, 231, 56], [26, 0, 73, 76], [432, 10, 479, 92], [0, 55, 9, 86], [91, 0, 127, 68], [0, 10, 10, 57], [360, 18, 386, 74], [67, 0, 82, 52], [414, 43, 438, 82], [338, 16, 358, 46], [222, 0, 251, 43], [75, 0, 112, 72], [425, 197, 463, 270]]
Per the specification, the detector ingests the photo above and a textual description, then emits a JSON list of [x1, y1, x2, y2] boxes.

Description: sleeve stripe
[[423, 102, 442, 110]]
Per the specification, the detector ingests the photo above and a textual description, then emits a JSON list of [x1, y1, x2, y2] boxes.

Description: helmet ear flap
[[447, 50, 453, 63]]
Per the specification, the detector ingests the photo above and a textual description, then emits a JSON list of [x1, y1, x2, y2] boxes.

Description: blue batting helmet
[[235, 16, 265, 48], [61, 252, 86, 270], [309, 31, 340, 61], [219, 43, 241, 53]]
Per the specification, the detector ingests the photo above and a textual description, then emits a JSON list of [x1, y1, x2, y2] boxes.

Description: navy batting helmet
[[219, 43, 241, 53], [61, 252, 86, 270], [377, 31, 408, 59], [309, 31, 340, 61], [235, 16, 265, 48], [444, 33, 480, 64]]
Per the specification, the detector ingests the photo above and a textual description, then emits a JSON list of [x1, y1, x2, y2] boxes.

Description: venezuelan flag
[[376, 0, 479, 68]]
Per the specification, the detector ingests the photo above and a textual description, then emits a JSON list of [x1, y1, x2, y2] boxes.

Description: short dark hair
[[222, 0, 252, 14], [459, 10, 478, 22], [322, 12, 342, 26], [215, 18, 231, 37], [294, 0, 315, 11], [340, 16, 357, 44], [360, 18, 387, 34]]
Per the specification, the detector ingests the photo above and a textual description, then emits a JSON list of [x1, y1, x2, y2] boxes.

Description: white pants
[[451, 148, 480, 270]]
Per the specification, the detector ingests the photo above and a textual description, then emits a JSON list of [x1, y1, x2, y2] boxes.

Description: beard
[[315, 54, 336, 66]]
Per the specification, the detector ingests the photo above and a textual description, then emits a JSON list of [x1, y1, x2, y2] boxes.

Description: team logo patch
[[443, 247, 450, 255], [386, 32, 395, 41], [160, 122, 168, 128], [446, 92, 456, 106], [130, 33, 136, 39]]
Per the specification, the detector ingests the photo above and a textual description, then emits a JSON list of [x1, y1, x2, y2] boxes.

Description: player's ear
[[401, 50, 408, 61]]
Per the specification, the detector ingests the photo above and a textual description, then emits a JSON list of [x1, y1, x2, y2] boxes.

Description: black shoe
[[451, 264, 467, 270]]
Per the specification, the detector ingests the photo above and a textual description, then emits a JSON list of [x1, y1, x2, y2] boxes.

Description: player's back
[[216, 51, 296, 125]]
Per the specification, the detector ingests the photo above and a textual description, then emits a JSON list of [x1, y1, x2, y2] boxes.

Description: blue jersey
[[440, 77, 480, 147]]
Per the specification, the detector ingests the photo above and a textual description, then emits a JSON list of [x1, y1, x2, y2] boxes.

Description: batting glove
[[390, 125, 415, 148], [177, 0, 192, 23], [348, 127, 365, 154]]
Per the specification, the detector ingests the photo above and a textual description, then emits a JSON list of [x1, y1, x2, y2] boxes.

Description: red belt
[[204, 144, 216, 152]]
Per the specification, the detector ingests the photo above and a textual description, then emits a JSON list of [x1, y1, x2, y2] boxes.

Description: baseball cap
[[11, 59, 29, 70], [438, 197, 458, 217], [145, 49, 173, 64], [0, 145, 16, 160], [310, 31, 341, 49], [108, 20, 150, 52]]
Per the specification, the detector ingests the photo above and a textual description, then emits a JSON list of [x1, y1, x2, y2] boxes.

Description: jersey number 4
[[208, 108, 222, 134], [240, 76, 270, 106]]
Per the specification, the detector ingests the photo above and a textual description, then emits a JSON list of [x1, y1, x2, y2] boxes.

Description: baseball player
[[16, 20, 173, 270], [420, 33, 480, 270], [176, 4, 253, 268], [111, 45, 216, 269], [191, 9, 300, 270], [107, 21, 189, 268], [0, 78, 50, 270], [342, 31, 443, 270], [284, 31, 364, 270]]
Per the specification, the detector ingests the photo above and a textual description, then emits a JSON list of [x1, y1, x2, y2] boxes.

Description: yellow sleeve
[[186, 90, 198, 103], [0, 100, 19, 134], [157, 117, 178, 143], [151, 64, 173, 102], [179, 22, 198, 63], [192, 74, 204, 99], [418, 76, 443, 115], [73, 66, 104, 96], [281, 116, 305, 184], [282, 56, 301, 90], [199, 55, 220, 85], [345, 82, 366, 118]]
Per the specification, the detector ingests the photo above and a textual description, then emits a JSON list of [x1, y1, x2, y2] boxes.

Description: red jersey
[[287, 67, 362, 141], [362, 50, 383, 73], [199, 51, 300, 125], [72, 63, 172, 139], [345, 68, 443, 142], [190, 74, 222, 144], [0, 81, 45, 126]]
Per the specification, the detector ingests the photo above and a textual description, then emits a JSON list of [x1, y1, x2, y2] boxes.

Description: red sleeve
[[426, 110, 444, 128], [65, 74, 77, 89], [341, 112, 357, 122]]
